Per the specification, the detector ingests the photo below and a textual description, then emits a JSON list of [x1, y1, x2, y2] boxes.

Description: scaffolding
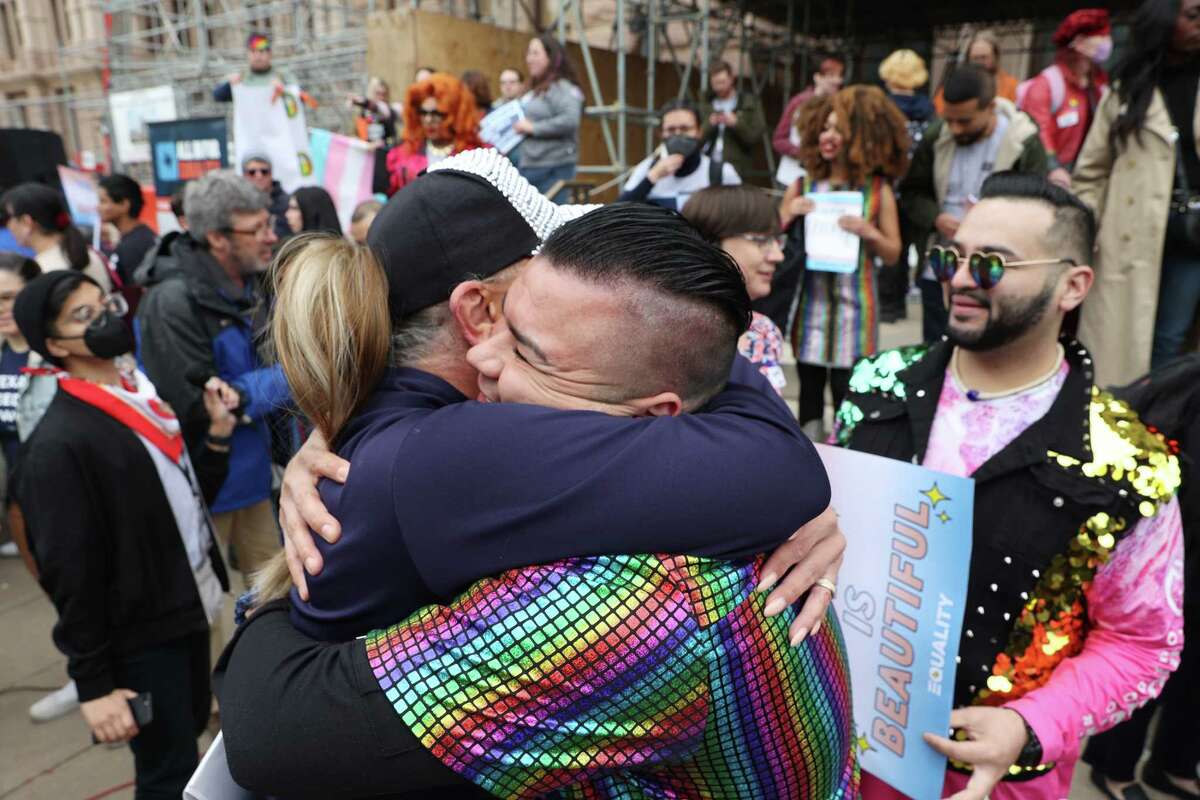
[[0, 0, 1074, 185], [31, 1, 380, 180], [550, 0, 831, 189]]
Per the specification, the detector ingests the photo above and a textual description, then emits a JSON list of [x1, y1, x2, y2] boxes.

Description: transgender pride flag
[[308, 128, 377, 234]]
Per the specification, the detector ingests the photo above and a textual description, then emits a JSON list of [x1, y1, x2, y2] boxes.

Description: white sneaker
[[0, 541, 18, 558], [29, 680, 79, 722]]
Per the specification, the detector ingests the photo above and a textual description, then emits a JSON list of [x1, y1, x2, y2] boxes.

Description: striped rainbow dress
[[794, 176, 884, 369], [366, 553, 858, 799]]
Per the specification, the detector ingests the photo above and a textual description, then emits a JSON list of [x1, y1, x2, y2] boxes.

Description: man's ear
[[1059, 264, 1094, 313], [449, 280, 497, 346], [629, 391, 684, 418]]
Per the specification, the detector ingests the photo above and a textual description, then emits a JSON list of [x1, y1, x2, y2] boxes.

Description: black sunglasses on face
[[244, 168, 271, 177], [926, 245, 1076, 290], [419, 108, 447, 120]]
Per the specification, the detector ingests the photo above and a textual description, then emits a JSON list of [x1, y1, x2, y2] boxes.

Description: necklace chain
[[951, 344, 1065, 401]]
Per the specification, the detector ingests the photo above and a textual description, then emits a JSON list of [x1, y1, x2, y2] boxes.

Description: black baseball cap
[[365, 148, 597, 322]]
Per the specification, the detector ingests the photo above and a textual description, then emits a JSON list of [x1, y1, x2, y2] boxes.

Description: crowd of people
[[0, 2, 1197, 800]]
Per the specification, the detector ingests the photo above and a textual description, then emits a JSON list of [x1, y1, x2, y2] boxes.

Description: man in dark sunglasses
[[239, 154, 291, 240], [835, 171, 1185, 800]]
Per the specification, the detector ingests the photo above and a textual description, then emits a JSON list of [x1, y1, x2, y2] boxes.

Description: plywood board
[[366, 8, 696, 196]]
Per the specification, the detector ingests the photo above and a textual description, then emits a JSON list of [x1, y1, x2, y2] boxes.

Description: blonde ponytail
[[270, 232, 392, 443], [253, 233, 392, 607]]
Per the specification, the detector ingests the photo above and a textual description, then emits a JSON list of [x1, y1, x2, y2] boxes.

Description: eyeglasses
[[926, 245, 1076, 290], [67, 293, 129, 326], [419, 108, 448, 120], [244, 168, 271, 177], [739, 233, 787, 252], [224, 216, 278, 239]]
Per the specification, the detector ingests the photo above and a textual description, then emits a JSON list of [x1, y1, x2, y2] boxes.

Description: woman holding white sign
[[779, 86, 908, 439]]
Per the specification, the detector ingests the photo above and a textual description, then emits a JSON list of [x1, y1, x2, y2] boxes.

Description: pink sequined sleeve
[[1005, 498, 1185, 764]]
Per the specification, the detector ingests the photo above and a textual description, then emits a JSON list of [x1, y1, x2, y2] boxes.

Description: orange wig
[[402, 73, 484, 152], [798, 85, 910, 188]]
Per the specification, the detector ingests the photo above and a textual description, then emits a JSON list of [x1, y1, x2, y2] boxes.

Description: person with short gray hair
[[183, 170, 269, 243], [135, 169, 291, 653]]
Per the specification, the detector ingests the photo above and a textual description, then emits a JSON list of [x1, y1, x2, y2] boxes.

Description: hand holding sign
[[480, 100, 529, 154], [816, 444, 974, 800], [923, 707, 1028, 800]]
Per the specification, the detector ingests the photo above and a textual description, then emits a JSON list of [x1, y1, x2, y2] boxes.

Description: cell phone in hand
[[128, 692, 153, 728], [90, 692, 153, 744]]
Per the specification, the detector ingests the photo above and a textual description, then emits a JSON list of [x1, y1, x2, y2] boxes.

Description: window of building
[[48, 0, 70, 43], [0, 2, 16, 59], [4, 91, 28, 127]]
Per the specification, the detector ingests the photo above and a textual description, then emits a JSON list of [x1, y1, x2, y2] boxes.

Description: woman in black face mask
[[619, 99, 743, 210], [10, 270, 242, 800]]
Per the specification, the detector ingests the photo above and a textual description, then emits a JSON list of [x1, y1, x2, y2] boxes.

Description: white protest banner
[[479, 99, 526, 155], [233, 83, 316, 193], [805, 191, 864, 272], [816, 444, 974, 800], [109, 86, 177, 164], [309, 128, 376, 233]]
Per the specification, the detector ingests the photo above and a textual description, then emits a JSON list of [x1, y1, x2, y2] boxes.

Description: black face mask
[[58, 311, 136, 360], [663, 135, 701, 158]]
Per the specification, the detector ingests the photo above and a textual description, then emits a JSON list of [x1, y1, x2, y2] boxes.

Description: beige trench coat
[[1073, 86, 1200, 387]]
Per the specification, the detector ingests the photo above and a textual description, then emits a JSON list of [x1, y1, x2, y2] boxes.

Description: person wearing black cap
[[10, 270, 239, 799], [212, 151, 854, 798]]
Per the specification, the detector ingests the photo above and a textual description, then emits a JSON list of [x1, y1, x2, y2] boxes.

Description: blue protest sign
[[147, 117, 228, 197], [816, 444, 974, 800]]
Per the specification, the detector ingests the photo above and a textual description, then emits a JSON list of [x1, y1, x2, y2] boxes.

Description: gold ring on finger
[[815, 577, 837, 598]]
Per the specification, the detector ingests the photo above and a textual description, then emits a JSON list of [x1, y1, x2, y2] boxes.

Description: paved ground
[[0, 297, 1172, 799]]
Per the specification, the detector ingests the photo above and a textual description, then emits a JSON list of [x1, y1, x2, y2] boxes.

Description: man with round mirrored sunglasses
[[926, 243, 1077, 290]]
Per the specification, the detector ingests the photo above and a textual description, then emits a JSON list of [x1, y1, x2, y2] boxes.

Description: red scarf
[[57, 374, 184, 463]]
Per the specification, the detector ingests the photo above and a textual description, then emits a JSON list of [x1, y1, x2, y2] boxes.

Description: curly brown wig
[[797, 85, 910, 188]]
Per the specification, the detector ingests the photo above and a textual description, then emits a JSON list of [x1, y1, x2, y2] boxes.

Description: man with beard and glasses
[[900, 65, 1047, 342], [837, 172, 1184, 800], [619, 100, 741, 210]]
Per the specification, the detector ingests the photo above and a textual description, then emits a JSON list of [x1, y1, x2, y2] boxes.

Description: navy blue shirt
[[290, 357, 831, 642]]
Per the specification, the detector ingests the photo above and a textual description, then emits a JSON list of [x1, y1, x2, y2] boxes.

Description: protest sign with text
[[816, 444, 973, 800], [233, 83, 316, 193], [479, 100, 527, 155], [148, 117, 228, 198], [805, 191, 864, 272]]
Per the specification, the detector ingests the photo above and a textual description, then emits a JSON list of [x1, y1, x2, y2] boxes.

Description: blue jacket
[[134, 232, 290, 513]]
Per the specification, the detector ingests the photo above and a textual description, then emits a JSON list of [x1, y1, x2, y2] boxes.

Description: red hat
[[1053, 9, 1111, 48]]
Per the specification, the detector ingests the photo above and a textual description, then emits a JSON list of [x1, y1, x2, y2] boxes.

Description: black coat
[[13, 390, 229, 702], [839, 338, 1178, 708]]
